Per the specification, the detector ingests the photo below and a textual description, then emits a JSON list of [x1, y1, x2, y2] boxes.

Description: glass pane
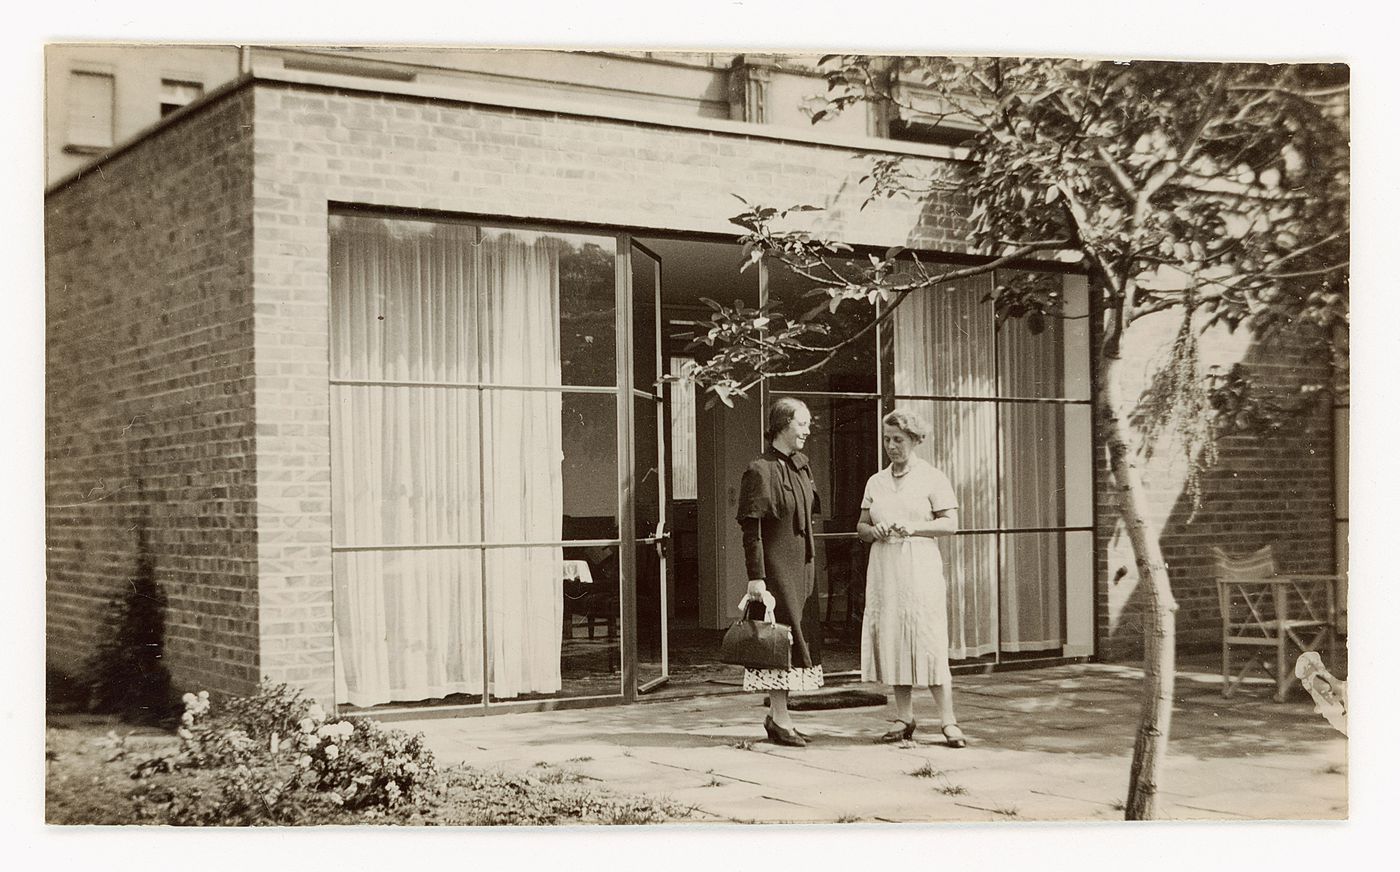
[[635, 395, 666, 687], [632, 246, 659, 394], [328, 216, 617, 387], [1001, 402, 1064, 529], [1062, 275, 1092, 400], [668, 357, 699, 501], [479, 227, 616, 387], [1000, 531, 1063, 653], [942, 533, 998, 659], [996, 270, 1064, 399], [558, 235, 619, 387], [333, 548, 484, 709], [68, 70, 114, 148], [561, 392, 620, 541], [889, 272, 996, 398], [331, 385, 482, 546], [329, 216, 482, 384], [479, 388, 562, 542], [766, 259, 877, 393], [488, 545, 621, 701], [799, 396, 880, 534], [813, 537, 866, 671], [478, 389, 620, 543], [896, 399, 996, 530], [1064, 404, 1094, 528], [1064, 530, 1095, 654]]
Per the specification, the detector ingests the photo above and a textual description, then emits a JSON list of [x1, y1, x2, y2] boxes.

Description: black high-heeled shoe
[[941, 723, 968, 749], [880, 718, 917, 743], [764, 715, 807, 747]]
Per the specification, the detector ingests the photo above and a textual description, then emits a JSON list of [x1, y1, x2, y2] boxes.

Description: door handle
[[645, 520, 671, 559]]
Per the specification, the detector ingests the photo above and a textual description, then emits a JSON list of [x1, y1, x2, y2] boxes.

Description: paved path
[[399, 662, 1347, 824]]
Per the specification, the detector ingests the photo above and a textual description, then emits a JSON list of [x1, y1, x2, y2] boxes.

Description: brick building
[[45, 46, 1346, 714]]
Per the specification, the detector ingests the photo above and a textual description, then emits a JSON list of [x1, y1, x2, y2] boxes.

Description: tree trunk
[[1099, 348, 1178, 821]]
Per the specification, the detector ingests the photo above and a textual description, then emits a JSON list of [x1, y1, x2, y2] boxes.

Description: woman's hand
[[737, 580, 776, 616], [871, 521, 910, 541]]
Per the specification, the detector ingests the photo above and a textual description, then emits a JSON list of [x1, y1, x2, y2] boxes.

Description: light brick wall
[[46, 90, 261, 697], [245, 80, 969, 702]]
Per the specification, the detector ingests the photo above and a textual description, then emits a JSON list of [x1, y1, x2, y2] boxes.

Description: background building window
[[159, 78, 204, 116], [66, 70, 114, 152]]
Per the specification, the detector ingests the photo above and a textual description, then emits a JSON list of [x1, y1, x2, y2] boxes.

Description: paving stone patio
[[398, 659, 1348, 824]]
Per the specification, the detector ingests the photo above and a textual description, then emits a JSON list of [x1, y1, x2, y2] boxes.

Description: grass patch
[[836, 813, 862, 823], [1110, 798, 1126, 811], [991, 802, 1020, 818], [907, 761, 944, 779], [729, 739, 755, 751], [936, 783, 967, 797]]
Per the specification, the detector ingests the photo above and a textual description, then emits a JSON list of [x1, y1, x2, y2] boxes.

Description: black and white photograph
[[13, 0, 1392, 861]]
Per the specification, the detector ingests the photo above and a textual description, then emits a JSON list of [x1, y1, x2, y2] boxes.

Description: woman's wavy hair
[[882, 408, 930, 444], [765, 396, 810, 444]]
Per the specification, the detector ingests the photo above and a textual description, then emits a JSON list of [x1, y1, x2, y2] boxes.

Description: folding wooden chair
[[1214, 545, 1339, 702]]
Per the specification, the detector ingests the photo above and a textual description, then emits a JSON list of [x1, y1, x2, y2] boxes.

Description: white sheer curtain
[[998, 294, 1065, 652], [330, 217, 564, 707], [892, 275, 998, 658], [477, 231, 564, 699]]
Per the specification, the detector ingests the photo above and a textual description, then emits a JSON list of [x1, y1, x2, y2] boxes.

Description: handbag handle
[[742, 598, 777, 624]]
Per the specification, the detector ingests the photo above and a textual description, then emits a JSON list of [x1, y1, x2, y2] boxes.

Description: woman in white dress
[[856, 409, 967, 747]]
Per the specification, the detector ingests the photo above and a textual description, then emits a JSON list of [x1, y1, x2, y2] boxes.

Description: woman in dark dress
[[736, 397, 823, 747]]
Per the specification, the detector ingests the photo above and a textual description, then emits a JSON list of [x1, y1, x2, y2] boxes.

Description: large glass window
[[329, 214, 622, 708], [765, 258, 878, 394], [883, 268, 1092, 657]]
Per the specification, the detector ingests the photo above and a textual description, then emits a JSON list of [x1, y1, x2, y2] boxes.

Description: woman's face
[[777, 406, 812, 452], [883, 423, 916, 465]]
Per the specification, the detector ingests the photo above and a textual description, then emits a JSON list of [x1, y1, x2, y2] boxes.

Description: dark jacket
[[736, 447, 822, 669]]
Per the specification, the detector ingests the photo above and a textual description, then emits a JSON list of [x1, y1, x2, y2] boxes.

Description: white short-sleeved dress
[[860, 457, 959, 687]]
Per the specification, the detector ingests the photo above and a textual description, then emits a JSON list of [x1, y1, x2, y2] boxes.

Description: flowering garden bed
[[45, 682, 693, 826]]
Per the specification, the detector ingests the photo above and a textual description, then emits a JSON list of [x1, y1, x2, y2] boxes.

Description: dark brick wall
[[46, 89, 260, 697]]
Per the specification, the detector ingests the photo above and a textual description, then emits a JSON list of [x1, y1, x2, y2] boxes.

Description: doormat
[[779, 689, 888, 711]]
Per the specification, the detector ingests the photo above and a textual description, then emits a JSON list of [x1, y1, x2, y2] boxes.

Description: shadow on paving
[[411, 660, 1345, 768]]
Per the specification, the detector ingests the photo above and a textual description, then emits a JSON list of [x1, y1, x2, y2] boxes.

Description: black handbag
[[720, 599, 793, 670]]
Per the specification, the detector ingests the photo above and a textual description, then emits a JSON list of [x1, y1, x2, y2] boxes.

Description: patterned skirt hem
[[742, 664, 825, 692]]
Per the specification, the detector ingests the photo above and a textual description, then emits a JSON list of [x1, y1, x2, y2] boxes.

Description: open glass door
[[631, 240, 670, 693]]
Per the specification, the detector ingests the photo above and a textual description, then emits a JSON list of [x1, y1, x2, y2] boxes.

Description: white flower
[[327, 791, 344, 806], [181, 711, 195, 727], [298, 755, 313, 769], [299, 733, 320, 750], [305, 704, 326, 723], [325, 744, 339, 760], [177, 727, 193, 740], [182, 692, 197, 705], [298, 717, 317, 734], [197, 691, 209, 701]]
